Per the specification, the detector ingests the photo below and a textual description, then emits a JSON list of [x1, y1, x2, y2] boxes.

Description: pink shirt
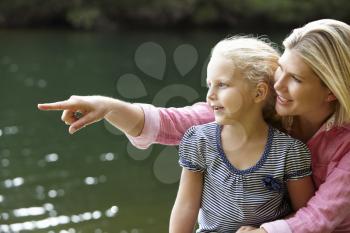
[[127, 102, 350, 233]]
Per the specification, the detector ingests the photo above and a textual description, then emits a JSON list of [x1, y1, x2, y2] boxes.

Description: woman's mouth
[[277, 95, 292, 105]]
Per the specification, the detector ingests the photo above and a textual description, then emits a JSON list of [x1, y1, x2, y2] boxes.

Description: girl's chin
[[214, 118, 227, 125], [214, 118, 240, 125]]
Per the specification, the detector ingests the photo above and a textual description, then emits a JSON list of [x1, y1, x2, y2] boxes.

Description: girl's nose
[[206, 87, 216, 101]]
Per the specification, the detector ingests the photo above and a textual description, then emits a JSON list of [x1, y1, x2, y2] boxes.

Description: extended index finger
[[37, 100, 75, 111]]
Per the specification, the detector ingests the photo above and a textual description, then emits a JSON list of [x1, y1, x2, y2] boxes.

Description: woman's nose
[[273, 72, 286, 92]]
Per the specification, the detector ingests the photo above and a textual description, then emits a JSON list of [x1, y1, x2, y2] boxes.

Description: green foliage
[[0, 0, 349, 29], [193, 2, 220, 25], [66, 7, 101, 29]]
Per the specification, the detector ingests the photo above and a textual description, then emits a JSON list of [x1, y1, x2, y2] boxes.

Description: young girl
[[169, 37, 314, 233]]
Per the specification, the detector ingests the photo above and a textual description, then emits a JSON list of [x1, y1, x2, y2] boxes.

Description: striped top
[[178, 122, 312, 233]]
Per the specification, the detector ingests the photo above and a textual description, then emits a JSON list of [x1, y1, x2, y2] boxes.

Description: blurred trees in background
[[0, 0, 349, 30]]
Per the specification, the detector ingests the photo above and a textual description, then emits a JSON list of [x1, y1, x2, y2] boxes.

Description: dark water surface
[[0, 27, 288, 233]]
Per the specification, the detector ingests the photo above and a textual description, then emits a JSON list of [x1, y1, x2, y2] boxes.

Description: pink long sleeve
[[126, 102, 350, 232], [262, 124, 350, 233], [127, 102, 214, 149], [263, 153, 350, 233], [286, 151, 350, 233]]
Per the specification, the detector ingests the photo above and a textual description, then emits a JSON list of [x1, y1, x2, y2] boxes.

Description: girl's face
[[206, 55, 254, 125], [274, 49, 331, 119]]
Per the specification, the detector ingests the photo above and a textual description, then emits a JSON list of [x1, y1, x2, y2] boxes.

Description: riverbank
[[0, 0, 349, 30]]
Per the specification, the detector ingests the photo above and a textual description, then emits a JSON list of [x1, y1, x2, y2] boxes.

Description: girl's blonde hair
[[283, 19, 350, 126], [211, 36, 281, 126]]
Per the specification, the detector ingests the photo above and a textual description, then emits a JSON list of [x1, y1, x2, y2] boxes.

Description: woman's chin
[[275, 105, 292, 116]]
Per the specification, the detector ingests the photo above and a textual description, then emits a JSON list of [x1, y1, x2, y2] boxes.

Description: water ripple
[[0, 205, 118, 232], [84, 175, 106, 186], [45, 153, 59, 163], [99, 152, 117, 162], [3, 177, 24, 188], [3, 126, 19, 135]]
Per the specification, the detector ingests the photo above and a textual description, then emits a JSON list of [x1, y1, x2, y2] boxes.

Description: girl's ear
[[326, 91, 337, 102], [254, 82, 269, 103]]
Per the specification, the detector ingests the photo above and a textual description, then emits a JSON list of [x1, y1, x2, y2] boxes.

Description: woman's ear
[[254, 82, 269, 103]]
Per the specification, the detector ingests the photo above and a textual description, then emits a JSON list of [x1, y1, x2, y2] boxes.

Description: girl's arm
[[170, 169, 203, 233], [286, 176, 315, 211]]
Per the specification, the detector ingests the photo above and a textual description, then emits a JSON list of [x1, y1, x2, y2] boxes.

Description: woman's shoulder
[[325, 123, 350, 142], [340, 123, 350, 132], [329, 123, 350, 147]]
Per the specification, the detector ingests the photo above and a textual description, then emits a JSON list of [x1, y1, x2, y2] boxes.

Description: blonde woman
[[39, 19, 350, 233]]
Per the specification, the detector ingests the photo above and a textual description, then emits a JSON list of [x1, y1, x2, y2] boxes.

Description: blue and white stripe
[[179, 122, 311, 233]]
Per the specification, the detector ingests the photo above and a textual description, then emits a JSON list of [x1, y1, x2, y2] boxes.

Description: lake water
[[0, 27, 288, 233]]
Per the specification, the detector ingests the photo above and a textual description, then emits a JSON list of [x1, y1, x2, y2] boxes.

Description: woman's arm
[[170, 169, 203, 233], [236, 177, 314, 233], [287, 152, 350, 232], [262, 151, 350, 233], [127, 102, 214, 148], [38, 95, 144, 136], [38, 96, 213, 148]]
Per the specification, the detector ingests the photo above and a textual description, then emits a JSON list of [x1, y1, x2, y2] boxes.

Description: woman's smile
[[276, 94, 292, 106]]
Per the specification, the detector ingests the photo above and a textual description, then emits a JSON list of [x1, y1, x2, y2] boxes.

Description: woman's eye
[[277, 64, 284, 71], [291, 75, 302, 83]]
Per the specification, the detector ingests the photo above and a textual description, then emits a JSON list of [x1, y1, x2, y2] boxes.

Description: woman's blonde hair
[[211, 36, 281, 126], [283, 19, 350, 126]]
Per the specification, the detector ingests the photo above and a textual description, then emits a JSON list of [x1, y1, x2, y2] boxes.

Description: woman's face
[[274, 49, 332, 119]]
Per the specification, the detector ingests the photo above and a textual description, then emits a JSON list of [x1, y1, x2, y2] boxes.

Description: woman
[[38, 19, 350, 233]]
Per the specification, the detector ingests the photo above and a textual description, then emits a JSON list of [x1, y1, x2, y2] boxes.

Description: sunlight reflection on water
[[3, 126, 19, 135], [99, 152, 117, 162], [4, 177, 24, 188], [0, 28, 257, 232], [45, 153, 59, 162], [0, 146, 125, 232], [0, 205, 119, 232]]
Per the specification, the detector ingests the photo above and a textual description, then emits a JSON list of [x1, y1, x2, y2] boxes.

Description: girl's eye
[[218, 82, 228, 88]]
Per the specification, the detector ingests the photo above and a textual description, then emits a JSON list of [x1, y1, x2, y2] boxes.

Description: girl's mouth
[[212, 106, 224, 111]]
